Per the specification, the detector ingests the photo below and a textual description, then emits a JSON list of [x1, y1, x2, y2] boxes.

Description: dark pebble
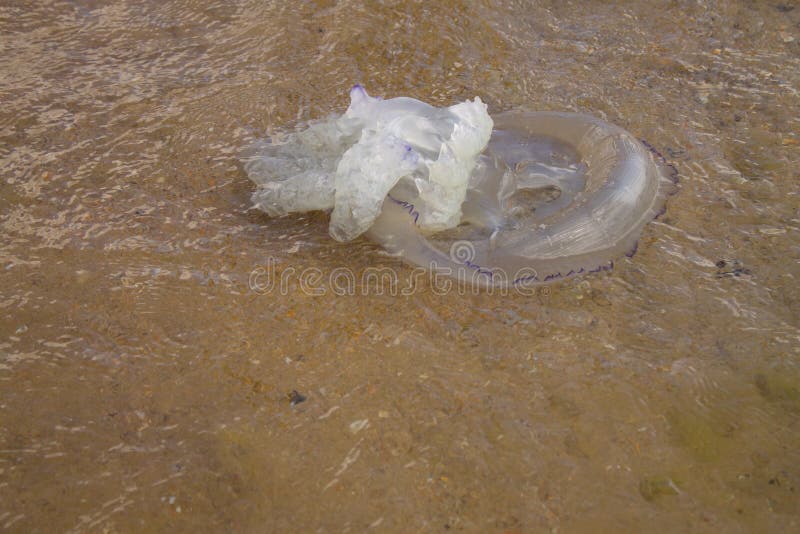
[[288, 390, 306, 406]]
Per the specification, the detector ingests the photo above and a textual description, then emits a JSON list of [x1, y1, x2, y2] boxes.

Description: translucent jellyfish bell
[[369, 112, 677, 287]]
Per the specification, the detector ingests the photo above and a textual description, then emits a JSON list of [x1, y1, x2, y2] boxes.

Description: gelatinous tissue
[[245, 85, 493, 241], [245, 86, 675, 286]]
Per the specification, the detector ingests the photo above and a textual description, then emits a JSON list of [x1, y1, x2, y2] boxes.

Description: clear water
[[1, 1, 799, 531]]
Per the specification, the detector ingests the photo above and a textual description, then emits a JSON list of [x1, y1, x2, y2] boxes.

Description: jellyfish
[[244, 86, 677, 287]]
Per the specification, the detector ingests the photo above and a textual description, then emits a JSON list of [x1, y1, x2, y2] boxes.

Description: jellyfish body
[[246, 85, 493, 242], [367, 111, 677, 287], [245, 87, 676, 287]]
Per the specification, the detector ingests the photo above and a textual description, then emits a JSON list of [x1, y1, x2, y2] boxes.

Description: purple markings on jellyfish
[[512, 261, 613, 286], [349, 83, 383, 102], [513, 272, 540, 284], [638, 138, 680, 225], [402, 144, 419, 164], [640, 138, 680, 185], [387, 194, 420, 224], [666, 164, 679, 185], [387, 193, 495, 278], [388, 188, 617, 285], [625, 241, 639, 258], [350, 84, 369, 104], [461, 259, 496, 279]]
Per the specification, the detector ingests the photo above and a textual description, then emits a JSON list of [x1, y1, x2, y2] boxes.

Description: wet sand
[[1, 1, 799, 531]]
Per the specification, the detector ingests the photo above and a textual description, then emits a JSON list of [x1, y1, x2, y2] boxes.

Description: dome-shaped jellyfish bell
[[368, 111, 678, 288]]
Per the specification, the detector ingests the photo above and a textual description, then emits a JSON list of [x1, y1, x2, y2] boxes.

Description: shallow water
[[1, 0, 799, 531]]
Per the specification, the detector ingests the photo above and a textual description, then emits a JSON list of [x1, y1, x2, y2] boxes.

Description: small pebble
[[288, 390, 306, 406]]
